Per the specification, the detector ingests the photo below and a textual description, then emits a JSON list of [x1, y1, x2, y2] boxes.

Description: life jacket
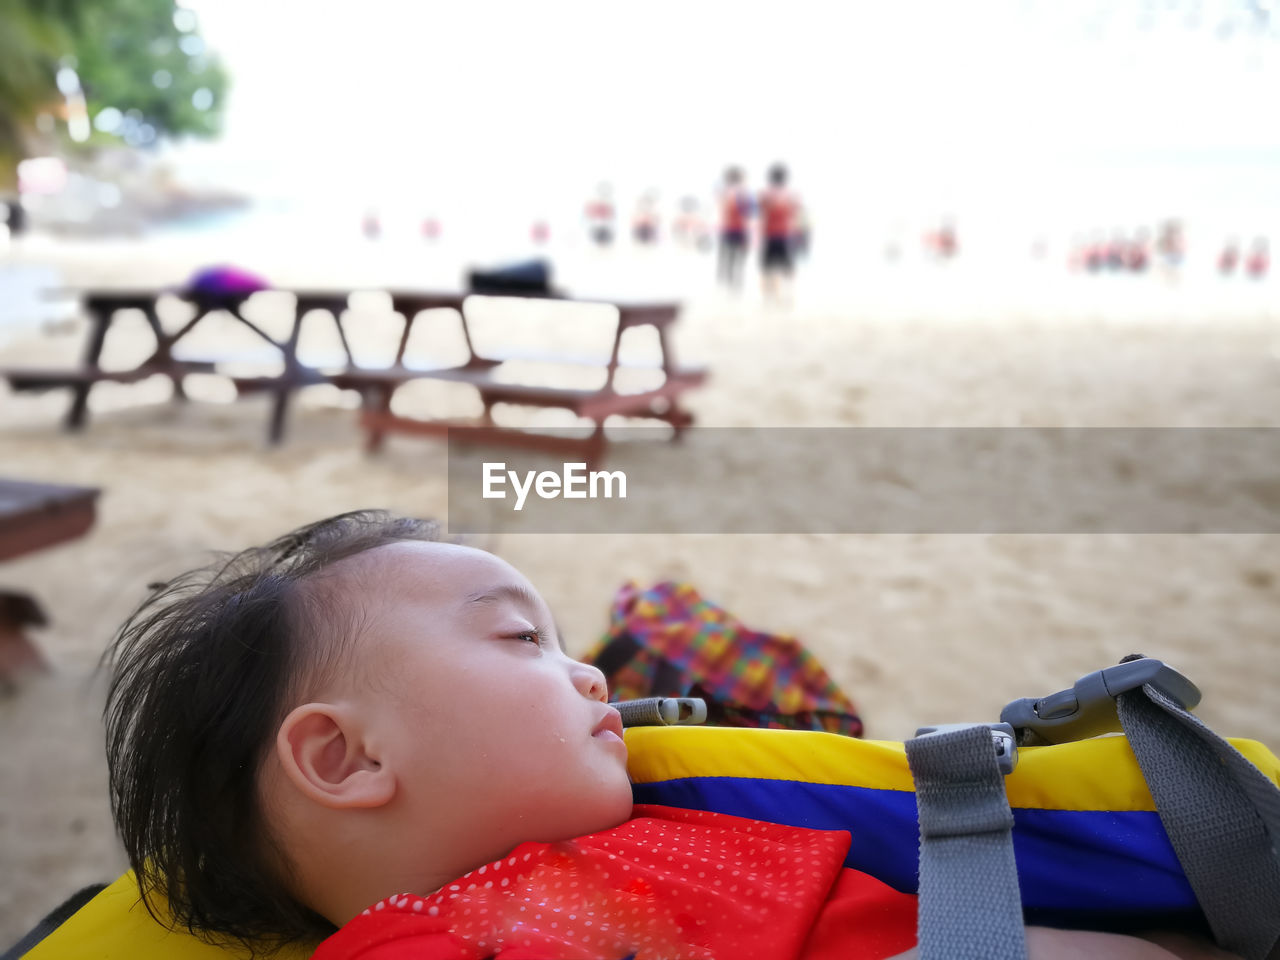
[[759, 188, 796, 238], [721, 188, 749, 233], [591, 582, 1280, 960], [585, 200, 614, 224], [628, 701, 1280, 957]]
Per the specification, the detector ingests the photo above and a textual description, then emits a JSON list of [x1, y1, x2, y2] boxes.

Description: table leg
[[334, 313, 356, 366], [604, 320, 624, 390], [584, 423, 607, 470], [66, 307, 112, 430], [364, 385, 391, 453], [269, 307, 307, 445], [457, 302, 481, 363], [655, 324, 677, 377], [269, 389, 291, 445], [144, 301, 189, 402], [0, 592, 49, 688], [355, 310, 414, 453]]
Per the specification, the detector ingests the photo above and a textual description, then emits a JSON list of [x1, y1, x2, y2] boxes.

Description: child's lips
[[592, 708, 626, 746]]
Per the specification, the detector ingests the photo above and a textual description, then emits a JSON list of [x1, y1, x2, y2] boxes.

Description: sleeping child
[[102, 511, 1238, 959]]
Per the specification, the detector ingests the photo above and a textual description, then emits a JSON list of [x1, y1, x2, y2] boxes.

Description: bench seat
[[474, 368, 707, 418], [2, 361, 218, 392]]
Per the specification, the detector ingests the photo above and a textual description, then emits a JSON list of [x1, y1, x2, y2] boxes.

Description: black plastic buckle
[[1000, 657, 1201, 746]]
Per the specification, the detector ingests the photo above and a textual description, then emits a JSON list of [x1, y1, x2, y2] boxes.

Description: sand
[[2, 246, 1279, 947]]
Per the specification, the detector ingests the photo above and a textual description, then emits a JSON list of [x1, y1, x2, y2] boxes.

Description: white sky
[[168, 0, 1278, 227]]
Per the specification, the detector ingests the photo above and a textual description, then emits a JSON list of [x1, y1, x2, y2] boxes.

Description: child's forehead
[[330, 541, 538, 608]]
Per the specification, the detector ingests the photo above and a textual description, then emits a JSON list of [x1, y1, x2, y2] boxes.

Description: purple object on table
[[186, 265, 270, 295]]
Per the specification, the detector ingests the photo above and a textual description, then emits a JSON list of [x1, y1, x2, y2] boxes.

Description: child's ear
[[276, 703, 395, 809]]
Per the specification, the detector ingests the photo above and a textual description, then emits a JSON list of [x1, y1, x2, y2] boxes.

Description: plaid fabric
[[584, 582, 862, 738]]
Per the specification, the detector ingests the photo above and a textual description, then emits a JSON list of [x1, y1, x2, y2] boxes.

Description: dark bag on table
[[467, 259, 553, 295]]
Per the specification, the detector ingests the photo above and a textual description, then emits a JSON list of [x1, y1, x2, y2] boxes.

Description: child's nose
[[572, 661, 608, 701]]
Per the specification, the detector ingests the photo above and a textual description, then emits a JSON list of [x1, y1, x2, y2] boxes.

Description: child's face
[[336, 541, 633, 853]]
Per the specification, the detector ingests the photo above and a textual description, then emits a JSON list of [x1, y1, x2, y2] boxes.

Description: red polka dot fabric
[[313, 804, 917, 959]]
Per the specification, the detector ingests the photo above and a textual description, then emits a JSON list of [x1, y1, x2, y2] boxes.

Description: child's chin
[[588, 785, 637, 834], [538, 800, 631, 845]]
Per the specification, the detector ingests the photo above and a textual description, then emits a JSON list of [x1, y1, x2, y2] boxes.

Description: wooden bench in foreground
[[0, 479, 100, 685]]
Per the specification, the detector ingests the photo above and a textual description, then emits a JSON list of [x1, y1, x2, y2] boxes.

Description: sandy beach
[[2, 242, 1279, 947]]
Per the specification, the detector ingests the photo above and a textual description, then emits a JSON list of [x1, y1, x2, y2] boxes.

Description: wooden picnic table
[[1, 288, 356, 444], [0, 478, 100, 683], [327, 291, 706, 465], [0, 287, 706, 457]]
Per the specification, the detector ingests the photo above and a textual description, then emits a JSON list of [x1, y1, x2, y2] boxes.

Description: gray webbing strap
[[905, 724, 1028, 960], [1117, 684, 1280, 960]]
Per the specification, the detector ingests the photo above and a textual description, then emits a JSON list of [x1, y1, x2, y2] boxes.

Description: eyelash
[[514, 628, 547, 647]]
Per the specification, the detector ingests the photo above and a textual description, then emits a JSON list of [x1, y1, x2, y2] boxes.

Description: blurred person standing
[[718, 166, 752, 288], [632, 191, 659, 245], [1126, 228, 1151, 272], [1245, 237, 1269, 280], [758, 163, 800, 300], [1105, 229, 1127, 271], [673, 195, 711, 251], [2, 196, 27, 238], [1084, 231, 1106, 272], [924, 216, 958, 260], [1218, 238, 1240, 275], [1156, 219, 1185, 275], [585, 183, 616, 247]]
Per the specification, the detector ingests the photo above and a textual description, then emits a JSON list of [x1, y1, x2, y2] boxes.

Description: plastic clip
[[612, 697, 708, 728], [999, 657, 1201, 746]]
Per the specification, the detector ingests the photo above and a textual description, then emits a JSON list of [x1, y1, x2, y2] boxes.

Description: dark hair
[[103, 510, 440, 951], [768, 163, 788, 186], [724, 165, 743, 184]]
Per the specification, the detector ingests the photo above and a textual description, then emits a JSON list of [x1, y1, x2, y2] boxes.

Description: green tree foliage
[[74, 0, 228, 147], [0, 0, 226, 186], [0, 0, 80, 179]]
